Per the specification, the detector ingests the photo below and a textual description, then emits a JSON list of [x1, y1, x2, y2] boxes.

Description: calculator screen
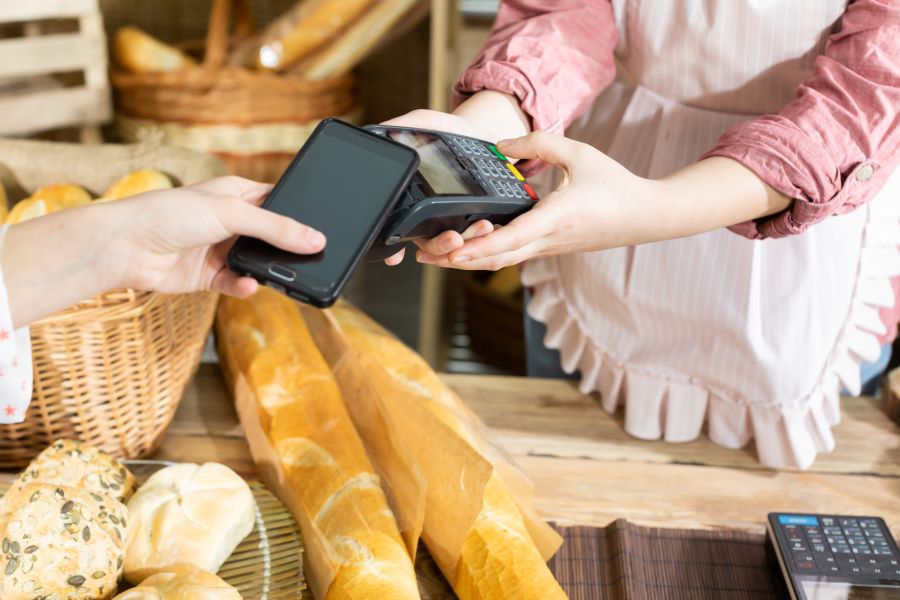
[[800, 581, 900, 599], [389, 131, 476, 195]]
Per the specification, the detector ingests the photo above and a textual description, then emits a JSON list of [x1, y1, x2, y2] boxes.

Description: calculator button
[[506, 163, 525, 181], [490, 181, 508, 197], [791, 541, 809, 551], [840, 518, 859, 528], [822, 518, 835, 526], [795, 560, 818, 572]]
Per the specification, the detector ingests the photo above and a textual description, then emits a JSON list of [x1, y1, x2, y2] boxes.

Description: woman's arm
[[706, 0, 900, 239], [2, 176, 324, 328]]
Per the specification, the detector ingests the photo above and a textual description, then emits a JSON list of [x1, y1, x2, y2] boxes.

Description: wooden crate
[[0, 0, 111, 137]]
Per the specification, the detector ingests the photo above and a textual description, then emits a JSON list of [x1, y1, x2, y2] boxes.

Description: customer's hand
[[4, 176, 324, 328], [414, 131, 656, 270], [108, 176, 325, 297], [379, 110, 497, 266]]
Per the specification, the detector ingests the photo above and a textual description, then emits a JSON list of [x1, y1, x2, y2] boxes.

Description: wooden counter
[[158, 364, 900, 538]]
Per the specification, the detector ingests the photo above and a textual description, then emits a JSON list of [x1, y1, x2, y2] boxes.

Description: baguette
[[216, 287, 419, 599], [114, 26, 195, 74], [113, 563, 241, 600], [311, 303, 567, 599], [295, 0, 420, 81], [255, 0, 378, 71]]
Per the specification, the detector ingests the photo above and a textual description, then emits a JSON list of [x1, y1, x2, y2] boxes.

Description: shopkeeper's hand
[[415, 132, 655, 270], [414, 131, 792, 271], [380, 109, 497, 266]]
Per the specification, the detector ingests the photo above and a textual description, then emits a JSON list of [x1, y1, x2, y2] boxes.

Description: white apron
[[522, 0, 900, 469]]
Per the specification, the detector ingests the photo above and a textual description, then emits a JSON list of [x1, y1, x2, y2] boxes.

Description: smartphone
[[227, 119, 420, 307]]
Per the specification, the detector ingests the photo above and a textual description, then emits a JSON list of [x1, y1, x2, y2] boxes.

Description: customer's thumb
[[497, 131, 570, 166]]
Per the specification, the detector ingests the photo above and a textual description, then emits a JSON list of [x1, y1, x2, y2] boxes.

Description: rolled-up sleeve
[[704, 0, 900, 239], [0, 225, 33, 424], [452, 0, 618, 134]]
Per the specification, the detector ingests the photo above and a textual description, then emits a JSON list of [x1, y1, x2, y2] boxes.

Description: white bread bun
[[0, 483, 127, 600], [112, 563, 241, 600], [114, 26, 196, 74], [123, 463, 254, 584], [101, 169, 174, 201], [2, 440, 137, 512]]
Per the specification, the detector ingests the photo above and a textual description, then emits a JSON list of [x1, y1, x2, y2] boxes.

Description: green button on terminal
[[488, 144, 507, 161]]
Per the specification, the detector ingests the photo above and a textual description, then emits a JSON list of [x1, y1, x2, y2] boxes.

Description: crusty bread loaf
[[114, 26, 196, 74], [295, 0, 419, 81], [0, 483, 127, 600], [101, 169, 174, 201], [112, 563, 241, 600], [320, 304, 568, 600], [2, 440, 137, 511], [255, 0, 377, 71], [216, 287, 419, 600], [123, 463, 254, 584]]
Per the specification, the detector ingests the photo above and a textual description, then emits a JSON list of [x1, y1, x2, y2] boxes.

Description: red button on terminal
[[523, 183, 538, 200]]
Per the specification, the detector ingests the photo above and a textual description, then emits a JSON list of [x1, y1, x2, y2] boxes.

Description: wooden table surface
[[158, 364, 900, 538]]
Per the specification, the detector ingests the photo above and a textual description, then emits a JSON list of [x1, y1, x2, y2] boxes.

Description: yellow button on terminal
[[505, 163, 525, 181]]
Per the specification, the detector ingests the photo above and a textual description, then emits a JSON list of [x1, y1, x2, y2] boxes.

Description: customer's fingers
[[211, 269, 259, 297], [192, 176, 273, 205], [220, 199, 325, 254]]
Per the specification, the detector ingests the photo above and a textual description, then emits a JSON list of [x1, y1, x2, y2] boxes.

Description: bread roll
[[102, 169, 174, 201], [0, 183, 8, 223], [2, 440, 137, 511], [30, 183, 92, 208], [216, 287, 419, 599], [320, 304, 567, 600], [0, 484, 127, 600], [115, 26, 196, 74], [255, 0, 377, 71], [5, 197, 62, 223], [112, 564, 241, 600], [123, 463, 254, 584]]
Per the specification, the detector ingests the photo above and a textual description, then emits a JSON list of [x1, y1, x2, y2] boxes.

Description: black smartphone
[[227, 119, 420, 307]]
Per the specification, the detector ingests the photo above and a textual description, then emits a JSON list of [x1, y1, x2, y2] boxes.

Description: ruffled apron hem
[[521, 198, 899, 470]]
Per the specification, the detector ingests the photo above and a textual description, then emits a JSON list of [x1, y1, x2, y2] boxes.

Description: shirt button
[[856, 164, 875, 182]]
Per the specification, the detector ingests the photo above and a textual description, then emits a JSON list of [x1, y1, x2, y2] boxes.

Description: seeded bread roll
[[2, 440, 137, 511], [0, 484, 127, 600], [123, 463, 255, 584], [112, 563, 241, 600]]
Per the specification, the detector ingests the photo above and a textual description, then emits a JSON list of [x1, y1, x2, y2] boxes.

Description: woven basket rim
[[110, 67, 355, 91], [33, 289, 206, 324]]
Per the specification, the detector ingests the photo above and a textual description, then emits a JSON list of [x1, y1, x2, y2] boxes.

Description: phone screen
[[230, 120, 418, 302]]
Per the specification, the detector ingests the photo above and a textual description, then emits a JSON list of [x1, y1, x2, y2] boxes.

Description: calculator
[[767, 512, 900, 599], [362, 125, 537, 260]]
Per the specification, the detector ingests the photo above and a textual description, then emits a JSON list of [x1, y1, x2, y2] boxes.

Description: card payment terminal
[[363, 125, 538, 260], [767, 512, 900, 599]]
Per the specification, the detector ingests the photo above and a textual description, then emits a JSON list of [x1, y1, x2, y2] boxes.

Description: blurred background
[[0, 0, 537, 376]]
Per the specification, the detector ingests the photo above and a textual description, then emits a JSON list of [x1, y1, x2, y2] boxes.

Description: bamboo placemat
[[548, 520, 783, 599]]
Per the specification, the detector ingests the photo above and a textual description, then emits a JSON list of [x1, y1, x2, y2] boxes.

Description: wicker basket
[[0, 137, 225, 466], [111, 0, 360, 182]]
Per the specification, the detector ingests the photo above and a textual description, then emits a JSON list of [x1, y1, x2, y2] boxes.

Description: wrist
[[454, 90, 531, 142]]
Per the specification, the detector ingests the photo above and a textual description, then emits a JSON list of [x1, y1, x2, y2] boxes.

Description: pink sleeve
[[704, 0, 900, 239], [451, 0, 618, 134], [0, 225, 33, 424]]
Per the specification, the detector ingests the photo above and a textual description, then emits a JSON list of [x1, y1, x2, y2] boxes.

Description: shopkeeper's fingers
[[413, 220, 493, 262], [219, 200, 326, 254], [497, 131, 580, 167], [447, 210, 550, 265], [190, 176, 273, 205], [384, 248, 406, 266]]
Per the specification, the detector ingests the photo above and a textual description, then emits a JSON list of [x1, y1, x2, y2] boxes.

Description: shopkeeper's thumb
[[497, 131, 570, 166]]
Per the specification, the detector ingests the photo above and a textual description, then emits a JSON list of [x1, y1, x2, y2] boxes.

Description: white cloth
[[0, 224, 33, 424], [524, 0, 900, 469]]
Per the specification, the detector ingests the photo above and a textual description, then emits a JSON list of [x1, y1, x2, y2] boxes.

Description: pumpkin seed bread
[[0, 484, 127, 599]]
